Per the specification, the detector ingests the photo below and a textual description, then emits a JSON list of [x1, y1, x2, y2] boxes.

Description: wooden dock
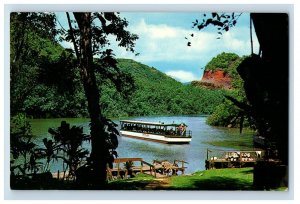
[[51, 157, 188, 181], [205, 149, 265, 169], [107, 158, 188, 180]]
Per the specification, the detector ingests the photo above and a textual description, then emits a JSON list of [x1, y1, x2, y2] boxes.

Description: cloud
[[58, 14, 260, 80], [165, 70, 198, 83], [113, 18, 259, 66]]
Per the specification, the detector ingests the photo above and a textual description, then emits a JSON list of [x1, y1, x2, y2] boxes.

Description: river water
[[30, 115, 253, 174]]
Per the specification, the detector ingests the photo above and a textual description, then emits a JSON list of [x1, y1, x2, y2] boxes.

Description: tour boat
[[119, 120, 192, 144]]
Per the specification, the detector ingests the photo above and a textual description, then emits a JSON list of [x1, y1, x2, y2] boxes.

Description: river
[[29, 115, 254, 174]]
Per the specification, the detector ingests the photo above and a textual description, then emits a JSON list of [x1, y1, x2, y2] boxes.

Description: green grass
[[106, 168, 254, 190], [169, 167, 254, 190], [106, 173, 155, 190]]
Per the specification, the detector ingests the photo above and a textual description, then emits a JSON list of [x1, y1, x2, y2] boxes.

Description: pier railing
[[107, 158, 189, 180], [107, 158, 156, 180], [153, 159, 188, 175], [205, 148, 265, 169]]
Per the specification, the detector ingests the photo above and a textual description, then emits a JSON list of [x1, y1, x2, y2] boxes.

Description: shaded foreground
[[11, 167, 287, 190], [107, 167, 286, 190]]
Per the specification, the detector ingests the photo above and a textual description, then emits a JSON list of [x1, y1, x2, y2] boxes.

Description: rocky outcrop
[[192, 69, 232, 89]]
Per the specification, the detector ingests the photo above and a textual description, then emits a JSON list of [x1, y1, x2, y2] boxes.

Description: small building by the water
[[205, 149, 265, 169]]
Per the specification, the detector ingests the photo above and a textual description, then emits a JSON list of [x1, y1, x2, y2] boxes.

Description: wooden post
[[239, 152, 242, 168], [140, 161, 143, 173], [207, 149, 209, 161], [57, 170, 60, 180], [125, 168, 128, 179], [117, 163, 120, 178]]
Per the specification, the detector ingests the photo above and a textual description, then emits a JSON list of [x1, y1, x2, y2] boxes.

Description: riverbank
[[28, 116, 255, 174], [106, 167, 287, 190]]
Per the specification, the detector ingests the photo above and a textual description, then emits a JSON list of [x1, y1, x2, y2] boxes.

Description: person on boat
[[178, 124, 184, 136], [181, 125, 186, 136]]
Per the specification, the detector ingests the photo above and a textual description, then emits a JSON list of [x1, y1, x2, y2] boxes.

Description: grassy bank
[[107, 168, 254, 190], [169, 167, 253, 190]]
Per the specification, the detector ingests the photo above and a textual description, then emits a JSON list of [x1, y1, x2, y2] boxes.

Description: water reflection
[[30, 115, 253, 173]]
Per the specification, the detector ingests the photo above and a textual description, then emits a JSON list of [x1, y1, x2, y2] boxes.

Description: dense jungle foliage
[[194, 52, 249, 128], [10, 25, 227, 119], [205, 52, 242, 78], [100, 59, 226, 117], [10, 13, 247, 128]]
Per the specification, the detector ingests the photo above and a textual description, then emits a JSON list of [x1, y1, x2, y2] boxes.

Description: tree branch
[[66, 12, 80, 61]]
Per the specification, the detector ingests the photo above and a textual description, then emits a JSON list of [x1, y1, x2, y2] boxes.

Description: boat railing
[[121, 127, 192, 138]]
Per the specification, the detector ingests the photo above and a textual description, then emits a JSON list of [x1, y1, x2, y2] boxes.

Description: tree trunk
[[73, 12, 108, 188], [250, 13, 289, 189], [251, 13, 289, 165]]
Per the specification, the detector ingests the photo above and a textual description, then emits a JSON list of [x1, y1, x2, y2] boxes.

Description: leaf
[[197, 24, 204, 30], [212, 20, 224, 27], [212, 13, 217, 18], [205, 18, 213, 26]]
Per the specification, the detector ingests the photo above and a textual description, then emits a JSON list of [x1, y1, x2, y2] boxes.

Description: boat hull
[[120, 130, 191, 144]]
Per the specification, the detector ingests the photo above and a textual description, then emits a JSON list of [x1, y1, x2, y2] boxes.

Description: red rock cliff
[[198, 69, 232, 89]]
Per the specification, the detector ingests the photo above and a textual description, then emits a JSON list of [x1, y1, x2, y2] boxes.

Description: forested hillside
[[12, 54, 227, 118], [10, 17, 226, 119], [100, 59, 226, 117], [193, 52, 249, 128]]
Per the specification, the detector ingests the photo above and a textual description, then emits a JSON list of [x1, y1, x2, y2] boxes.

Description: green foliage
[[10, 12, 232, 120], [205, 52, 241, 77], [23, 83, 87, 118], [202, 52, 249, 128], [10, 115, 92, 187], [99, 59, 226, 118], [207, 100, 237, 126], [10, 12, 84, 117], [10, 113, 40, 175], [47, 121, 91, 179]]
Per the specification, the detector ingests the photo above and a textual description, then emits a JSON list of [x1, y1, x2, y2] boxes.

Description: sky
[[57, 12, 259, 83]]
